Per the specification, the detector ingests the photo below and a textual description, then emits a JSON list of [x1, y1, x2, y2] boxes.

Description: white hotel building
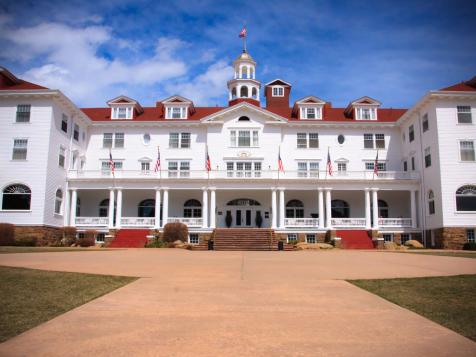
[[0, 49, 475, 249]]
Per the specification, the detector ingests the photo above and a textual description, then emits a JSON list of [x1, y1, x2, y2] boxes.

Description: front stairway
[[213, 228, 277, 251], [108, 229, 149, 248], [336, 230, 374, 249]]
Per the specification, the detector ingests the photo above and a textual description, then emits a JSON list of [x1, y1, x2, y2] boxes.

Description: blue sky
[[1, 0, 475, 108]]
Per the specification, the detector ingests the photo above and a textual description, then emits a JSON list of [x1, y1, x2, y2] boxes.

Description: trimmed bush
[[0, 223, 15, 246], [62, 226, 77, 246], [463, 242, 476, 251], [78, 230, 97, 247], [14, 235, 37, 246], [162, 222, 188, 243], [145, 239, 169, 248]]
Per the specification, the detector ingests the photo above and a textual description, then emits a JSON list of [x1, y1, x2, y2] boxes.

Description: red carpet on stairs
[[336, 230, 374, 249], [109, 229, 149, 248]]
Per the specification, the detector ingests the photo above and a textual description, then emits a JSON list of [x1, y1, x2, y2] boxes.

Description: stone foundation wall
[[14, 225, 63, 246], [433, 227, 468, 250], [198, 232, 213, 244]]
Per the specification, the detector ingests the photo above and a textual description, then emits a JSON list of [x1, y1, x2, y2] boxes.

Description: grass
[[0, 246, 113, 254], [0, 266, 137, 342], [349, 275, 476, 341], [398, 251, 476, 259]]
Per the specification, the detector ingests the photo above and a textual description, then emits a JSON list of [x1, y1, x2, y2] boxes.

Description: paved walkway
[[1, 250, 476, 356]]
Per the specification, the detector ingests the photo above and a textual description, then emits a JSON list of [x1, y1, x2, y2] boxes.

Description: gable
[[201, 102, 288, 123]]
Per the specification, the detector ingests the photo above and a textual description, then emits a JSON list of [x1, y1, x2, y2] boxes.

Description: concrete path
[[1, 250, 476, 356]]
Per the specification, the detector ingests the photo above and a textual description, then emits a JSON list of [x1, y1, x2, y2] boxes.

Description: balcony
[[68, 170, 419, 181], [285, 218, 320, 227]]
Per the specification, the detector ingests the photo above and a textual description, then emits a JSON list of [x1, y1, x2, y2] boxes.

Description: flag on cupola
[[239, 27, 247, 38]]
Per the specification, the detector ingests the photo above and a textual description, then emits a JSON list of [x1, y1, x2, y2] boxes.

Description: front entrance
[[224, 198, 263, 228]]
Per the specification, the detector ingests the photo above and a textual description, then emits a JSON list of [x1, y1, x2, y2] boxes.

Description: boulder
[[317, 243, 334, 249], [404, 240, 424, 249], [173, 240, 184, 247], [384, 242, 397, 250], [294, 242, 320, 250]]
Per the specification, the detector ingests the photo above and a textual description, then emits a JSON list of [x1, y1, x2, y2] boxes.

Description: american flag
[[205, 146, 211, 171], [278, 148, 284, 172], [109, 150, 115, 176], [239, 27, 247, 38], [326, 148, 333, 176], [154, 147, 161, 173], [373, 150, 379, 176]]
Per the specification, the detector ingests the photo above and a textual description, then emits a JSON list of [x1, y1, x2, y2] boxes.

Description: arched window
[[252, 87, 257, 99], [286, 199, 304, 218], [238, 116, 250, 121], [99, 199, 110, 217], [241, 66, 248, 79], [331, 199, 349, 218], [456, 185, 476, 211], [138, 199, 155, 217], [240, 86, 249, 98], [231, 87, 237, 100], [250, 68, 254, 79], [184, 199, 202, 218], [378, 199, 388, 218], [226, 198, 261, 206], [2, 184, 31, 210], [54, 189, 63, 215], [427, 190, 435, 215]]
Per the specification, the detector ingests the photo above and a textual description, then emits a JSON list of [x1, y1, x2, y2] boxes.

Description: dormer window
[[356, 107, 377, 120], [112, 106, 133, 119], [272, 86, 284, 97], [166, 106, 187, 119], [300, 106, 322, 120]]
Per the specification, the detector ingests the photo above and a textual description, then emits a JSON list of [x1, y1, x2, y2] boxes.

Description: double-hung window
[[364, 134, 385, 149], [297, 133, 319, 148], [103, 133, 113, 148], [73, 124, 79, 141], [226, 161, 262, 178], [16, 104, 31, 123], [365, 162, 386, 171], [298, 162, 319, 178], [460, 140, 475, 161], [356, 107, 376, 120], [141, 162, 150, 173], [169, 133, 191, 148], [425, 147, 431, 167], [457, 106, 472, 124], [337, 163, 347, 174], [272, 87, 284, 96], [364, 134, 374, 148], [230, 130, 259, 147], [114, 133, 124, 148], [112, 106, 133, 119], [422, 114, 429, 132], [58, 147, 66, 168], [101, 160, 122, 174], [168, 161, 190, 178], [300, 107, 321, 119], [375, 134, 385, 149], [12, 139, 28, 160], [61, 114, 68, 133], [166, 106, 187, 119], [409, 125, 415, 142]]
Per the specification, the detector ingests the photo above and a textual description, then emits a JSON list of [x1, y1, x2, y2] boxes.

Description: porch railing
[[167, 217, 203, 227], [75, 217, 108, 226], [331, 218, 366, 227], [379, 218, 412, 227], [121, 217, 155, 227], [68, 169, 420, 181], [285, 218, 320, 227]]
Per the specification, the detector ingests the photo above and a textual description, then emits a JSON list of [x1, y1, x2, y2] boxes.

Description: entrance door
[[236, 210, 242, 226], [245, 210, 252, 226], [233, 209, 253, 227]]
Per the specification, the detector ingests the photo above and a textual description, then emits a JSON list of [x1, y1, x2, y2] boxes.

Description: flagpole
[[158, 145, 162, 183], [325, 147, 329, 180]]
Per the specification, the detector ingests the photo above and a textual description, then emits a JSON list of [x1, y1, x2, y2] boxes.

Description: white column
[[279, 188, 285, 228], [271, 189, 277, 229], [365, 189, 371, 229], [155, 189, 161, 229], [372, 189, 379, 229], [64, 189, 71, 226], [210, 189, 216, 229], [202, 188, 208, 229], [108, 188, 115, 229], [116, 189, 122, 229], [162, 189, 169, 226], [70, 189, 77, 227], [318, 189, 324, 229], [410, 190, 417, 228], [325, 189, 332, 229]]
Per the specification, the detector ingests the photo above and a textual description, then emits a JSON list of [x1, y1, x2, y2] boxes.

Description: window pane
[[115, 133, 124, 148], [375, 134, 385, 149], [16, 104, 31, 122], [457, 106, 472, 124], [169, 133, 179, 148], [238, 131, 250, 147], [409, 125, 415, 142], [181, 133, 191, 148], [309, 133, 319, 148], [230, 131, 236, 146], [456, 196, 476, 211], [306, 108, 316, 119], [460, 141, 475, 161], [252, 131, 259, 146], [364, 134, 374, 149], [297, 133, 307, 148], [61, 114, 68, 133], [103, 133, 113, 148], [12, 139, 28, 160]]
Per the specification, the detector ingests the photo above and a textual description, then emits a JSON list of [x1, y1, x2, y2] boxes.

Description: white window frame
[[297, 133, 319, 148], [356, 107, 377, 120], [111, 106, 133, 120], [467, 229, 475, 243], [297, 161, 319, 178], [422, 113, 429, 132], [457, 106, 472, 124], [103, 133, 113, 148], [287, 234, 297, 243], [226, 161, 262, 178], [306, 234, 316, 244], [114, 133, 124, 148], [12, 138, 28, 161], [61, 114, 68, 133], [188, 233, 199, 245], [229, 129, 259, 147], [169, 132, 191, 148], [165, 106, 188, 119], [168, 160, 190, 178], [54, 189, 63, 215], [58, 146, 66, 168], [459, 140, 475, 162], [300, 106, 322, 120], [16, 104, 31, 123], [101, 160, 123, 174], [73, 124, 79, 141], [272, 86, 284, 97], [424, 147, 431, 168]]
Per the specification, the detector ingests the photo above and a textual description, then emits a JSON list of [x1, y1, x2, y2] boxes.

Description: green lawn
[[399, 251, 476, 259], [0, 246, 113, 254], [349, 275, 476, 341], [0, 266, 137, 342]]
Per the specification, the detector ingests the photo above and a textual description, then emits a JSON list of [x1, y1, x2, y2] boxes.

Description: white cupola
[[227, 50, 261, 105]]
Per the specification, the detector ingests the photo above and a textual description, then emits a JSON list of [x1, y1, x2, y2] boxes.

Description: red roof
[[439, 82, 476, 92], [0, 67, 48, 90], [81, 106, 224, 122]]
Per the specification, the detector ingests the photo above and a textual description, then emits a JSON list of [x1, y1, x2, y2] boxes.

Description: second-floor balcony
[[68, 169, 419, 181]]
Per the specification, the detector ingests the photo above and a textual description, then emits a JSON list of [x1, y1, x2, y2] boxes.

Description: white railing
[[331, 218, 367, 227], [75, 217, 108, 226], [121, 217, 155, 227], [285, 218, 320, 227], [68, 170, 420, 181], [167, 217, 203, 227], [379, 218, 412, 227]]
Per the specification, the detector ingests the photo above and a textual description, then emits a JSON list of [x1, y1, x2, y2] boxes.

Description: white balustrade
[[167, 217, 203, 227], [378, 218, 412, 227], [331, 218, 367, 227], [121, 217, 155, 227], [68, 170, 419, 181], [284, 218, 320, 227], [75, 217, 108, 226]]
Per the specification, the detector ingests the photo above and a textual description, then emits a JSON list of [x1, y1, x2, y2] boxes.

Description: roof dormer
[[293, 96, 326, 120], [107, 95, 144, 120], [345, 96, 381, 120], [264, 79, 291, 108], [160, 95, 195, 120]]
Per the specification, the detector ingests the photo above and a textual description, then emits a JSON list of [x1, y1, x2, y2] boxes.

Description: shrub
[[14, 235, 37, 246], [145, 239, 169, 248], [0, 223, 15, 246], [78, 230, 97, 247], [463, 242, 476, 251], [162, 222, 188, 243], [62, 226, 77, 246]]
